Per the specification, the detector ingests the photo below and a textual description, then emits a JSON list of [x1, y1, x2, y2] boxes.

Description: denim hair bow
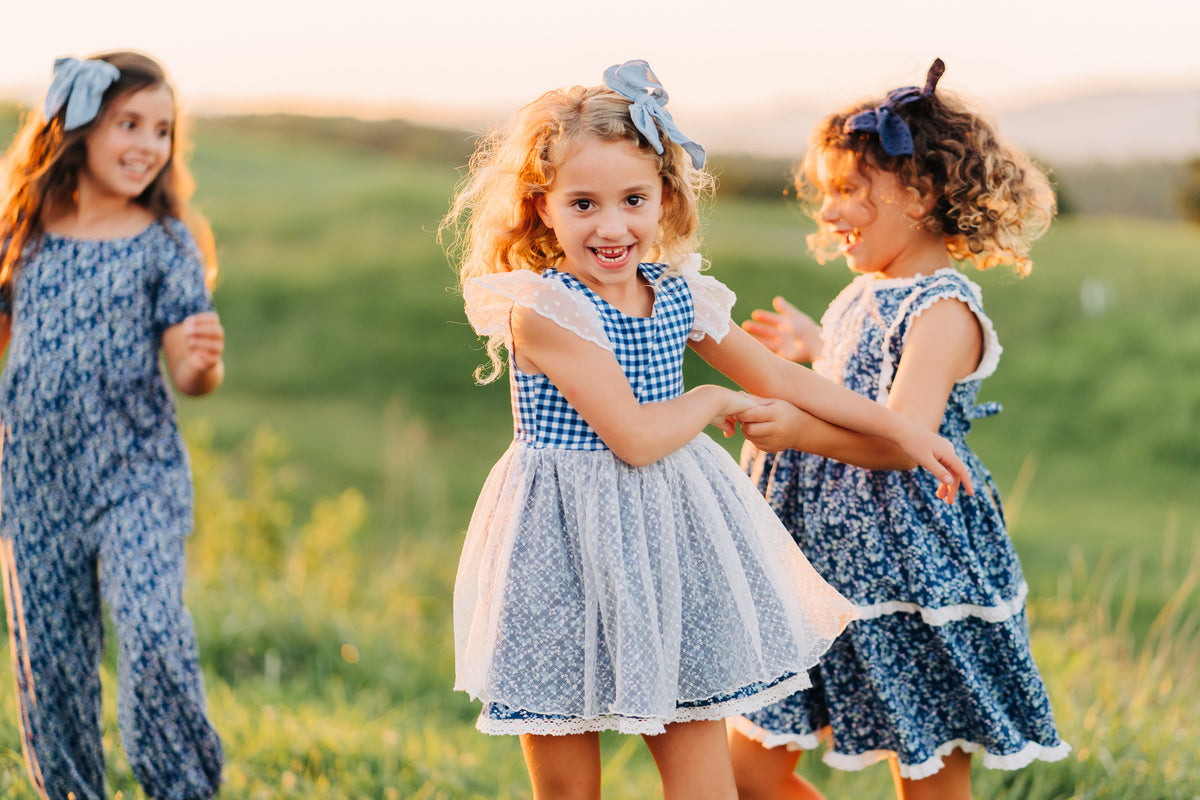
[[603, 59, 706, 169], [42, 57, 121, 131], [844, 58, 945, 157]]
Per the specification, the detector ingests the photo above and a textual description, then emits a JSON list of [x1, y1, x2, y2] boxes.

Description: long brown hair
[[0, 50, 217, 295]]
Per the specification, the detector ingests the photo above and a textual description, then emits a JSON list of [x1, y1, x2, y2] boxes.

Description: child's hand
[[180, 311, 224, 371], [742, 296, 823, 364], [735, 398, 811, 453], [900, 427, 975, 504], [709, 388, 758, 438], [163, 311, 225, 396]]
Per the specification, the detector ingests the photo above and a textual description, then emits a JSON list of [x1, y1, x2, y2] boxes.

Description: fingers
[[184, 313, 224, 352], [772, 296, 800, 315]]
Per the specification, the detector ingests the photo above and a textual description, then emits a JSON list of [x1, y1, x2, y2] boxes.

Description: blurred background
[[1, 2, 1199, 797]]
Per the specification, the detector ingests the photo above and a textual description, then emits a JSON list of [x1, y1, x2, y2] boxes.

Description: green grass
[[0, 109, 1197, 797]]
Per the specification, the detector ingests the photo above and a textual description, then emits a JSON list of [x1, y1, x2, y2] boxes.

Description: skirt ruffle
[[454, 435, 857, 735], [735, 610, 1069, 778]]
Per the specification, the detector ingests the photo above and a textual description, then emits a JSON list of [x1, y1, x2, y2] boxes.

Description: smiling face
[[534, 137, 665, 299], [79, 83, 174, 204], [812, 149, 944, 279]]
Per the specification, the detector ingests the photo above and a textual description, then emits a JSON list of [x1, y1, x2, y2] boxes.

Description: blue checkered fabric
[[511, 264, 692, 450]]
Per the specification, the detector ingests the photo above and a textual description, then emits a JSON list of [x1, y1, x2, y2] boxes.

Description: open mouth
[[591, 246, 632, 264], [120, 160, 154, 179]]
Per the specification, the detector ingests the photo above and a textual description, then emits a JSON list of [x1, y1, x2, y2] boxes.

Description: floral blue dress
[[734, 269, 1068, 779], [0, 219, 223, 800], [456, 259, 857, 736]]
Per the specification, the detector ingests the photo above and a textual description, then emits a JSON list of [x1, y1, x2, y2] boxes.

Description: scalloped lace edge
[[731, 720, 1070, 778], [876, 272, 1003, 402], [473, 670, 814, 737], [855, 582, 1029, 625]]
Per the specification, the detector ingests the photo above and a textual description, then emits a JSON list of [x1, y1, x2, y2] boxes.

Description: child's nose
[[596, 209, 627, 237], [818, 197, 839, 223]]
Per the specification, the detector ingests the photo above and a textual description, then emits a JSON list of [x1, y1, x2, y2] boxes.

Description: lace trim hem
[[732, 719, 1070, 779], [824, 738, 1072, 780], [474, 670, 814, 737], [855, 582, 1029, 626], [728, 716, 825, 751]]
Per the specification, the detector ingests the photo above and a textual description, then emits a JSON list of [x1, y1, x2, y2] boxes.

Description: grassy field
[[0, 108, 1197, 797]]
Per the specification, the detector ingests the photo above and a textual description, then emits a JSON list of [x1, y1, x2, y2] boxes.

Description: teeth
[[593, 247, 628, 262]]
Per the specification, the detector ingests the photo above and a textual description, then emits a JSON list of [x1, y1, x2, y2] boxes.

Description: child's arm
[[162, 311, 225, 397], [513, 304, 756, 467], [738, 299, 981, 470], [691, 312, 973, 497]]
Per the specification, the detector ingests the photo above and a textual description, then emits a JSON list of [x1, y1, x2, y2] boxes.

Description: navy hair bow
[[844, 58, 945, 157], [603, 59, 706, 169], [42, 57, 121, 131]]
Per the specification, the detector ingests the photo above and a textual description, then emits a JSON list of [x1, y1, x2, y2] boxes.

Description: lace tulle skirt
[[454, 435, 857, 735]]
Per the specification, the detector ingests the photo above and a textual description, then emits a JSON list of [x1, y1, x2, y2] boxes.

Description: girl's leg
[[892, 748, 972, 800], [520, 731, 601, 800], [643, 719, 738, 800], [99, 505, 222, 800], [727, 726, 825, 800], [0, 533, 107, 800]]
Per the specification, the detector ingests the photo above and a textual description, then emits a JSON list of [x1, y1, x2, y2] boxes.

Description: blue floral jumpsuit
[[0, 219, 223, 800]]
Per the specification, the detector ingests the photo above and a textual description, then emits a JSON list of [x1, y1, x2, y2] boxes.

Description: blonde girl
[[444, 59, 974, 800], [729, 59, 1069, 800], [0, 51, 223, 800]]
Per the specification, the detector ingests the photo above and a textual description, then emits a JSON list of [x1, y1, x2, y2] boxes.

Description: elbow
[[609, 440, 661, 468]]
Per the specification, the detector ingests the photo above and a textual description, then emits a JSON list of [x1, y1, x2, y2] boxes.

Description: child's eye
[[626, 195, 645, 207], [572, 199, 594, 211]]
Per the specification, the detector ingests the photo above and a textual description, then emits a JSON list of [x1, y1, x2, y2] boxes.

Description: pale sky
[[2, 0, 1199, 123]]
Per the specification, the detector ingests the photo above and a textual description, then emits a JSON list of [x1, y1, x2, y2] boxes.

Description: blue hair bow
[[844, 58, 945, 157], [603, 59, 706, 169], [42, 57, 121, 131]]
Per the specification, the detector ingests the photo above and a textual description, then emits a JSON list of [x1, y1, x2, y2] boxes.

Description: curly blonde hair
[[800, 86, 1055, 275], [1, 50, 217, 295], [441, 83, 713, 380]]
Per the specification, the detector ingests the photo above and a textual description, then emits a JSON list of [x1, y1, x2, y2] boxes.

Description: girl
[[729, 59, 1070, 800], [0, 52, 224, 800], [443, 60, 975, 800]]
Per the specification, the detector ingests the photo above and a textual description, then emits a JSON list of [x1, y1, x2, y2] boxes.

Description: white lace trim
[[464, 271, 614, 353], [876, 270, 1002, 403], [824, 738, 1071, 780], [728, 716, 825, 751], [856, 582, 1029, 626], [474, 670, 814, 737], [733, 720, 1070, 779], [676, 253, 736, 343]]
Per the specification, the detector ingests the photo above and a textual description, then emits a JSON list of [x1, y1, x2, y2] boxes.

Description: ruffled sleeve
[[884, 269, 1002, 388], [463, 271, 615, 352], [675, 254, 735, 342]]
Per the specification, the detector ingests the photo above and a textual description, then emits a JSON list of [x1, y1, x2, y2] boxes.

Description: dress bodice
[[814, 268, 1002, 441]]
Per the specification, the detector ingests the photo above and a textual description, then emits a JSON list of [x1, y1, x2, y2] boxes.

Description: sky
[[2, 0, 1199, 125]]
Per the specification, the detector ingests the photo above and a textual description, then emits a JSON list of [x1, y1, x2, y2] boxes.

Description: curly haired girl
[[730, 59, 1069, 800]]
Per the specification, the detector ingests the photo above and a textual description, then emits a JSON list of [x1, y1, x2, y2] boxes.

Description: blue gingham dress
[[455, 260, 857, 736], [734, 269, 1068, 779]]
